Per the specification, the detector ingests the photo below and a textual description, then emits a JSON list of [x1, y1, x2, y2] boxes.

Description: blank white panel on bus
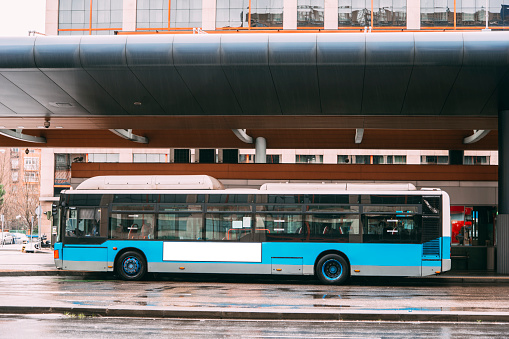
[[163, 242, 262, 262]]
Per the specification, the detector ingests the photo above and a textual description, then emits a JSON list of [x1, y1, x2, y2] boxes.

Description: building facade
[[46, 0, 509, 36]]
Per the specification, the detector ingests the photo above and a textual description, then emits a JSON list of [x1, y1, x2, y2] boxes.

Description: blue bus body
[[53, 176, 451, 284]]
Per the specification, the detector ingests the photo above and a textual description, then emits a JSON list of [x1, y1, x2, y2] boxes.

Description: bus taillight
[[54, 250, 59, 259]]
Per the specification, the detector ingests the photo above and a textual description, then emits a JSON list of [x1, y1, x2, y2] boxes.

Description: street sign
[[35, 205, 42, 219]]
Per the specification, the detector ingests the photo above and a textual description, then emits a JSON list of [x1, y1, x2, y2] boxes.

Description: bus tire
[[116, 251, 146, 281], [316, 254, 349, 285]]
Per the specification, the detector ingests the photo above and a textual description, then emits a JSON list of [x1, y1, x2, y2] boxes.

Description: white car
[[11, 233, 28, 244], [1, 232, 14, 245]]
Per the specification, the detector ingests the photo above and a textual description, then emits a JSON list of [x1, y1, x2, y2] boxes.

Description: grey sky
[[0, 1, 46, 36]]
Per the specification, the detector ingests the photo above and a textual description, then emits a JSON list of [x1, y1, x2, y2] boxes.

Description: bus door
[[61, 207, 108, 272]]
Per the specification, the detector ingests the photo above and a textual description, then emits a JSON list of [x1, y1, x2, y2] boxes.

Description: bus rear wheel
[[116, 251, 146, 281], [316, 254, 349, 285]]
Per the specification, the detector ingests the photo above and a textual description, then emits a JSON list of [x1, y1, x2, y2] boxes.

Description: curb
[[1, 270, 509, 285], [1, 305, 509, 323]]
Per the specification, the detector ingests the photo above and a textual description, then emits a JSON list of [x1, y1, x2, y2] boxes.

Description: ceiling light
[[49, 102, 73, 108], [134, 102, 142, 106]]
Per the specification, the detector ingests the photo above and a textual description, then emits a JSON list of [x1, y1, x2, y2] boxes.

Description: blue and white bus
[[53, 175, 451, 284]]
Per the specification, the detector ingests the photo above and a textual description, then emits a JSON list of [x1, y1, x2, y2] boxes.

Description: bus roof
[[72, 175, 436, 193], [259, 182, 418, 191], [75, 175, 224, 190]]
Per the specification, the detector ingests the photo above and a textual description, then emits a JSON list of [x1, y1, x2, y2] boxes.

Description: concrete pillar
[[255, 137, 267, 163], [284, 0, 297, 30], [498, 110, 509, 273], [202, 0, 217, 30], [45, 0, 59, 35], [123, 0, 137, 32], [407, 0, 421, 30], [324, 0, 339, 30]]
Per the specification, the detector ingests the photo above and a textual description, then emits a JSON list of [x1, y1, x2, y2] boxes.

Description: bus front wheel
[[116, 251, 146, 281], [316, 254, 349, 285]]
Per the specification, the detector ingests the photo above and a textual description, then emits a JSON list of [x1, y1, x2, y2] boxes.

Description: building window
[[239, 154, 255, 163], [12, 171, 18, 183], [250, 0, 284, 27], [464, 156, 489, 165], [339, 0, 406, 27], [137, 0, 202, 29], [174, 149, 190, 163], [421, 155, 449, 164], [11, 158, 19, 170], [421, 0, 505, 27], [133, 153, 167, 163], [338, 155, 352, 164], [217, 0, 250, 28], [296, 155, 323, 163], [298, 0, 324, 27], [58, 0, 123, 35], [388, 155, 407, 164], [24, 172, 39, 183], [24, 157, 39, 171], [266, 155, 280, 164], [88, 153, 120, 163]]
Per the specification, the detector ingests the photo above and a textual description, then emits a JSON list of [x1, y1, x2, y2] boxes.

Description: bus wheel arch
[[114, 248, 147, 281], [315, 251, 350, 285]]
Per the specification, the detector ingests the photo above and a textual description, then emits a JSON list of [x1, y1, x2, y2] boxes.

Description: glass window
[[110, 213, 155, 239], [363, 214, 422, 243], [464, 156, 489, 165], [306, 214, 360, 242], [59, 0, 122, 35], [363, 205, 419, 213], [160, 194, 205, 204], [297, 0, 324, 27], [88, 153, 119, 163], [266, 155, 280, 164], [255, 214, 303, 241], [157, 212, 202, 240], [208, 194, 254, 204], [421, 155, 449, 164], [133, 153, 167, 163], [205, 213, 252, 240], [111, 204, 155, 211], [216, 0, 249, 28], [239, 154, 255, 163], [296, 155, 323, 163], [306, 205, 359, 213], [354, 155, 370, 164], [66, 208, 101, 237], [338, 155, 352, 164], [113, 194, 158, 204], [251, 0, 283, 27], [24, 157, 39, 171], [159, 204, 202, 211], [362, 195, 422, 204]]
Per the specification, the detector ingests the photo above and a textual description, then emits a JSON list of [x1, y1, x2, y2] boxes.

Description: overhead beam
[[355, 129, 364, 144], [0, 129, 46, 143], [232, 129, 253, 144], [109, 129, 149, 144], [463, 130, 490, 144]]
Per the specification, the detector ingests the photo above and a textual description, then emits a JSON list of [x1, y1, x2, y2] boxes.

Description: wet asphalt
[[1, 244, 509, 323]]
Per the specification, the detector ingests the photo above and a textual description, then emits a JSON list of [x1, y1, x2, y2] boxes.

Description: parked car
[[1, 232, 14, 245], [11, 233, 28, 244]]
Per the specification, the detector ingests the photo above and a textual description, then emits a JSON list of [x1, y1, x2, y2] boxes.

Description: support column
[[498, 110, 509, 273], [255, 137, 267, 163]]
